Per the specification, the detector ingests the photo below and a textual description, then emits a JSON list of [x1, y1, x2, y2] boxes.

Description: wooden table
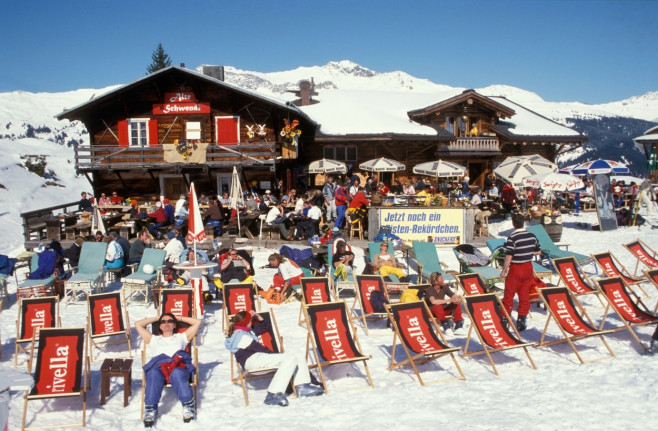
[[100, 358, 133, 407]]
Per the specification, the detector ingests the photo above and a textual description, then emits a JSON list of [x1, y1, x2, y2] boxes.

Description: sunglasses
[[230, 253, 238, 257], [160, 319, 175, 324]]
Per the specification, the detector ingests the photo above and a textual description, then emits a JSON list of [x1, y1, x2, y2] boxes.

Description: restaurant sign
[[153, 91, 209, 115], [379, 208, 464, 245]]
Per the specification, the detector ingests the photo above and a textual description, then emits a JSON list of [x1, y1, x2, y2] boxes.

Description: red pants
[[502, 262, 533, 317], [273, 274, 302, 292], [430, 302, 463, 322]]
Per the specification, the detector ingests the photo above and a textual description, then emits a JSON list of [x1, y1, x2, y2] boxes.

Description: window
[[445, 116, 454, 134], [186, 121, 202, 140], [129, 119, 149, 147], [323, 145, 357, 162]]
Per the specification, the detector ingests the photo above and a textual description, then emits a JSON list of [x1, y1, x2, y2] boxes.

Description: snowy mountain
[[0, 61, 656, 255]]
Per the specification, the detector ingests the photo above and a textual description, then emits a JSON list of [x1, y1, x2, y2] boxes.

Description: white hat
[[265, 190, 271, 194]]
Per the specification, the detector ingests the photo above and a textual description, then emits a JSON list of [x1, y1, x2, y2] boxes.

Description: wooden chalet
[[634, 125, 658, 179], [56, 65, 315, 199]]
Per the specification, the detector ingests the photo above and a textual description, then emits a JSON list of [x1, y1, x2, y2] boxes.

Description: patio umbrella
[[308, 158, 347, 174], [558, 163, 580, 175], [359, 157, 405, 172], [186, 182, 206, 263], [570, 159, 629, 176], [522, 172, 584, 192], [229, 166, 245, 237], [494, 154, 557, 187], [91, 206, 106, 236], [412, 160, 466, 177]]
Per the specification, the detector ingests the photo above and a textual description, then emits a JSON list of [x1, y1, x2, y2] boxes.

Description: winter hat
[[332, 227, 340, 233], [163, 198, 169, 204], [167, 231, 176, 240], [321, 224, 330, 233], [265, 190, 271, 194], [131, 199, 138, 206]]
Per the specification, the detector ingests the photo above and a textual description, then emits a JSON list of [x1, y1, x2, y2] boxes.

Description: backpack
[[369, 289, 389, 313]]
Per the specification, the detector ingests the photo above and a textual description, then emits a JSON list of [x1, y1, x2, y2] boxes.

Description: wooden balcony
[[444, 137, 500, 154], [74, 141, 280, 172]]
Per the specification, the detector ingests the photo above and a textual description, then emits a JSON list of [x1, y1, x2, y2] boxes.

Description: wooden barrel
[[542, 216, 563, 242]]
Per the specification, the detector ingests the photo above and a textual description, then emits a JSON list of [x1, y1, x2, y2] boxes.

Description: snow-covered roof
[[489, 96, 583, 137]]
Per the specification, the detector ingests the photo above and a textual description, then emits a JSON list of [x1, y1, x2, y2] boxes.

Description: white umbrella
[[522, 172, 584, 191], [359, 157, 405, 172], [229, 166, 245, 237], [186, 182, 206, 263], [91, 206, 106, 236], [308, 158, 347, 174], [412, 160, 466, 177], [494, 155, 557, 187]]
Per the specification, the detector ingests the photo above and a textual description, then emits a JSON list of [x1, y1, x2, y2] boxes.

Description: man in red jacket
[[147, 201, 168, 238], [334, 182, 349, 229], [348, 186, 369, 229]]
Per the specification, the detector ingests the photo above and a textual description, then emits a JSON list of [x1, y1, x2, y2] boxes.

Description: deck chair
[[456, 272, 489, 296], [411, 241, 456, 284], [623, 239, 658, 276], [21, 327, 89, 431], [526, 224, 593, 269], [642, 269, 658, 313], [366, 241, 409, 293], [552, 256, 605, 307], [222, 282, 259, 332], [230, 308, 288, 406], [595, 276, 658, 352], [385, 301, 465, 385], [87, 291, 132, 361], [140, 331, 198, 420], [17, 251, 56, 295], [453, 244, 504, 287], [352, 275, 391, 335], [462, 294, 537, 376], [298, 277, 335, 325], [64, 242, 108, 304], [159, 288, 196, 319], [327, 242, 356, 299], [15, 296, 61, 368], [592, 251, 648, 296], [536, 286, 615, 364], [302, 301, 374, 394], [485, 238, 552, 279], [121, 248, 166, 305]]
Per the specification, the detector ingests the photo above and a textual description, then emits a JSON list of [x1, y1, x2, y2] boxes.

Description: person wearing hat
[[319, 224, 333, 245], [147, 201, 169, 238]]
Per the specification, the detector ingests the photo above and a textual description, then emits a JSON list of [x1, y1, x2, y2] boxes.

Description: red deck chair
[[21, 327, 89, 430], [552, 257, 605, 306], [623, 239, 658, 275], [230, 308, 289, 406], [385, 301, 465, 385], [462, 294, 537, 376], [222, 282, 259, 332], [352, 275, 391, 335], [456, 273, 489, 296], [87, 291, 132, 361], [298, 277, 335, 325], [15, 296, 61, 368], [592, 252, 648, 296], [642, 269, 658, 313], [302, 301, 374, 393], [537, 286, 615, 364], [596, 276, 658, 352]]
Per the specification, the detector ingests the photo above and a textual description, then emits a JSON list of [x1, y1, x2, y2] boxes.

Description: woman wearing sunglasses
[[135, 313, 202, 427]]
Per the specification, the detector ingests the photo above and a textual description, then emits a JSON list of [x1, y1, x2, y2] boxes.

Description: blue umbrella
[[571, 159, 629, 176]]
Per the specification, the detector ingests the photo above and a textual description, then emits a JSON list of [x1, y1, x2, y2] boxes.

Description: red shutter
[[118, 120, 128, 147], [148, 119, 159, 147], [216, 117, 239, 145]]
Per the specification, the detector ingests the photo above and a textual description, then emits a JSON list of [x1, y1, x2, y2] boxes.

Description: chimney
[[297, 78, 317, 106], [180, 63, 185, 68], [202, 65, 225, 81]]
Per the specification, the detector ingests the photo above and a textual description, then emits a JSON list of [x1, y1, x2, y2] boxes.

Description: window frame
[[128, 118, 150, 147]]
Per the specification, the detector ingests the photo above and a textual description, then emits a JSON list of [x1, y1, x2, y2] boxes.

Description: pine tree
[[146, 43, 172, 74]]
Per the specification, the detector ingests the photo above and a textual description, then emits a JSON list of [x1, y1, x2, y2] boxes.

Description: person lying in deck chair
[[135, 313, 202, 427], [225, 310, 324, 406]]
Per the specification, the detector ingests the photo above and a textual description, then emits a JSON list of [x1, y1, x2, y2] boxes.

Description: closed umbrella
[[359, 157, 405, 172], [412, 160, 466, 177], [229, 166, 245, 237], [308, 159, 347, 174], [186, 182, 206, 263], [494, 155, 557, 187], [571, 159, 629, 176]]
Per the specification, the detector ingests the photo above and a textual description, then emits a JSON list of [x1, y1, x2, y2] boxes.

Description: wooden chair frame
[[592, 251, 649, 296], [536, 286, 615, 364], [595, 276, 658, 352], [121, 248, 166, 306], [21, 327, 89, 431], [462, 293, 537, 376], [624, 239, 658, 276], [552, 256, 605, 307], [222, 282, 259, 332], [641, 269, 658, 313], [87, 291, 132, 361], [302, 301, 374, 394], [352, 275, 391, 336], [15, 296, 61, 368], [456, 272, 489, 296], [298, 276, 336, 326], [385, 301, 465, 385]]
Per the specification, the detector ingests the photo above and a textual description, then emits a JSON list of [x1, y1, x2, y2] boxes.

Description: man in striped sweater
[[501, 213, 541, 331]]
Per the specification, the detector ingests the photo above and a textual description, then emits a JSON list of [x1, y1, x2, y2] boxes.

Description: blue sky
[[1, 0, 656, 104]]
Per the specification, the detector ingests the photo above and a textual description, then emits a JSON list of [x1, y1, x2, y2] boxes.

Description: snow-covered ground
[[3, 210, 658, 430]]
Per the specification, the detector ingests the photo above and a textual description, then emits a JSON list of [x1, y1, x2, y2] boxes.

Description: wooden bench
[[100, 358, 133, 407]]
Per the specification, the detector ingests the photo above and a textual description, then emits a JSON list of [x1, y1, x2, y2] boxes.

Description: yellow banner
[[379, 208, 464, 245]]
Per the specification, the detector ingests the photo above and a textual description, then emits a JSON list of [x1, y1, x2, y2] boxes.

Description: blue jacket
[[224, 321, 272, 368], [143, 349, 196, 375]]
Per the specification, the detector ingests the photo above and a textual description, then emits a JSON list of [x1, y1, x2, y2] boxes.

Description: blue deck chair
[[17, 251, 56, 294], [121, 248, 166, 305], [366, 241, 400, 282], [64, 242, 108, 303], [327, 242, 356, 299], [485, 238, 552, 277], [452, 244, 503, 287], [525, 225, 593, 270], [411, 242, 455, 284]]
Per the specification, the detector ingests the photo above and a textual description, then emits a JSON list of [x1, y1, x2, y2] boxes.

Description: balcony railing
[[445, 137, 500, 152]]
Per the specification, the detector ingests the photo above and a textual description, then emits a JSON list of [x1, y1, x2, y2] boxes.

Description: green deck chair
[[411, 241, 455, 284], [121, 248, 166, 305], [64, 241, 108, 303], [485, 238, 552, 278], [525, 225, 593, 270]]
